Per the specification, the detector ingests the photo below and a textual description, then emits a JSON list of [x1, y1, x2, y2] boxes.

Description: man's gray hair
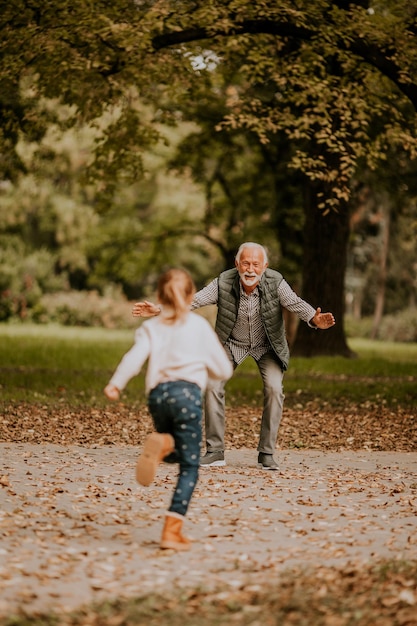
[[235, 242, 268, 264]]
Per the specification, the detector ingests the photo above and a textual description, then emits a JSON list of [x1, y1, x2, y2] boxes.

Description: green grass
[[0, 323, 139, 406], [0, 324, 416, 408], [227, 340, 417, 408]]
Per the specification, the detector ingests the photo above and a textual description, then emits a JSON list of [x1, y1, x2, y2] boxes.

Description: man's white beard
[[239, 271, 264, 287]]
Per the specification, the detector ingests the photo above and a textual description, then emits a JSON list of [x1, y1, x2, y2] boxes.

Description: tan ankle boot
[[160, 512, 191, 551], [136, 433, 175, 486]]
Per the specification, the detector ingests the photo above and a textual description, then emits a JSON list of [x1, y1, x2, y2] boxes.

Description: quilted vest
[[214, 268, 290, 370]]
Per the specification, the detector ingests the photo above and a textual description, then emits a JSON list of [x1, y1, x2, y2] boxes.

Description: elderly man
[[133, 242, 335, 470]]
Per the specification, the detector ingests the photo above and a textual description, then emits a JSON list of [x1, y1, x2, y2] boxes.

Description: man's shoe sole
[[200, 460, 226, 467], [258, 463, 280, 471]]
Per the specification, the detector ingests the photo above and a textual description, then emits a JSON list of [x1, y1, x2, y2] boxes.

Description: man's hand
[[311, 307, 335, 329], [104, 384, 121, 401], [132, 300, 161, 318]]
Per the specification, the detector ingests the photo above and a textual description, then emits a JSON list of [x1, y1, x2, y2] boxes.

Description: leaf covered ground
[[0, 400, 415, 451], [1, 400, 416, 626], [3, 561, 416, 626]]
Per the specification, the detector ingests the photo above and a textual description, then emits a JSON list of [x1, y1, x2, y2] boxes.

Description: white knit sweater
[[109, 311, 233, 394]]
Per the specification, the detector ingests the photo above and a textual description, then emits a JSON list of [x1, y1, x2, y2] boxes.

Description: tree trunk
[[291, 183, 355, 358], [370, 199, 390, 339]]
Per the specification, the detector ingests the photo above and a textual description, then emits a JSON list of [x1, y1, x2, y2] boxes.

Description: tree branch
[[152, 19, 417, 110], [152, 20, 312, 50]]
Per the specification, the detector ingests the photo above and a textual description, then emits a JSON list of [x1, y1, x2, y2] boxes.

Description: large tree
[[147, 0, 417, 356]]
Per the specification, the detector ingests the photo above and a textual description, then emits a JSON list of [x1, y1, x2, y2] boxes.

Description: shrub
[[0, 237, 68, 321], [377, 308, 417, 342], [344, 315, 374, 338], [345, 310, 417, 342], [31, 290, 138, 329]]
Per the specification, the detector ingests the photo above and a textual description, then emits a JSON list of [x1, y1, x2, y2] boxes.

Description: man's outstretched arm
[[132, 301, 161, 318]]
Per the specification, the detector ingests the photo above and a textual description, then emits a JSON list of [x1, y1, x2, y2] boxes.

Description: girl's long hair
[[157, 268, 196, 324]]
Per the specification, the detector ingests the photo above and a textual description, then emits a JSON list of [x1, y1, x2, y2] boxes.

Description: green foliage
[[170, 121, 284, 267], [3, 0, 417, 207], [0, 97, 228, 305], [32, 289, 138, 329], [377, 308, 417, 342], [151, 0, 417, 211], [344, 315, 375, 339], [0, 0, 159, 181], [345, 308, 417, 345], [346, 149, 417, 318], [0, 236, 67, 320]]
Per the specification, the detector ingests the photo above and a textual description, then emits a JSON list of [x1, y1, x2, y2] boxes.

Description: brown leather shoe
[[160, 512, 191, 551], [136, 433, 175, 486]]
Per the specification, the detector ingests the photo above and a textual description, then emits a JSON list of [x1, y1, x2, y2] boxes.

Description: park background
[[1, 0, 416, 354], [0, 1, 416, 624]]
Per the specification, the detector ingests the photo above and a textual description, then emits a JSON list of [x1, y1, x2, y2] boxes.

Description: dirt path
[[1, 444, 416, 617]]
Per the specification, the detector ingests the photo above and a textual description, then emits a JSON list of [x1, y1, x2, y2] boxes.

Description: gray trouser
[[204, 350, 285, 454]]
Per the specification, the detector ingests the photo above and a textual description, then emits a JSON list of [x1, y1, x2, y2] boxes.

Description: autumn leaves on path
[[0, 445, 416, 617]]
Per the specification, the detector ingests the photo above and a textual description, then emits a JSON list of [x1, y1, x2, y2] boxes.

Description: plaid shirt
[[191, 277, 316, 364]]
